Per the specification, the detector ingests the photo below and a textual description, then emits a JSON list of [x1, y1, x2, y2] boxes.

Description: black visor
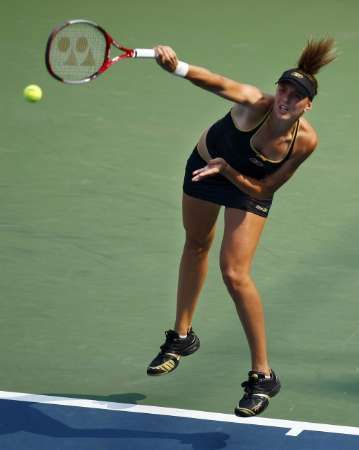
[[276, 69, 317, 99]]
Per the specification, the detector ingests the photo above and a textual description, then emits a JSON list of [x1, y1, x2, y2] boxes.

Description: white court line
[[0, 390, 358, 438]]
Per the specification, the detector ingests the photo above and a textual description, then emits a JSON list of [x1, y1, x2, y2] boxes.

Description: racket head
[[45, 19, 113, 84]]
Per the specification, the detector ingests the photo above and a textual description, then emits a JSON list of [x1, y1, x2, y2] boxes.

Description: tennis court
[[1, 0, 359, 448], [1, 391, 359, 449]]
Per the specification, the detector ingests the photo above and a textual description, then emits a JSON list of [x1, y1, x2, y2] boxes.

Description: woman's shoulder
[[232, 93, 274, 113], [231, 95, 274, 130], [295, 117, 318, 155]]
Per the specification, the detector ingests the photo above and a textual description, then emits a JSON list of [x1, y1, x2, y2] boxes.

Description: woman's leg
[[174, 193, 221, 335], [147, 193, 220, 376], [219, 208, 269, 374]]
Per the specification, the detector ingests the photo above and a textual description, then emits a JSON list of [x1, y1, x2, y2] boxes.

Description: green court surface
[[1, 0, 359, 430]]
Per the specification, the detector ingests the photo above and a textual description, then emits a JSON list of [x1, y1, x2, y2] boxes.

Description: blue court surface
[[0, 391, 358, 449]]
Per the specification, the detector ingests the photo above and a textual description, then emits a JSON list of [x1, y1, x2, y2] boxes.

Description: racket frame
[[45, 19, 154, 84]]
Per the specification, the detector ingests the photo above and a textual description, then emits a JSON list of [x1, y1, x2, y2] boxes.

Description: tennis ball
[[23, 84, 43, 102]]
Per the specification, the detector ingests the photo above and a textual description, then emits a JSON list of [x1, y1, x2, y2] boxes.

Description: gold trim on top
[[250, 119, 299, 164], [195, 109, 299, 166]]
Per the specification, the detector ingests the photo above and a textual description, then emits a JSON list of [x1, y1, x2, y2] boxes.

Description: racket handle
[[134, 48, 156, 58]]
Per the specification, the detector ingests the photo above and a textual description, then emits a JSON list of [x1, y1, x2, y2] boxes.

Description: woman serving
[[147, 38, 336, 417]]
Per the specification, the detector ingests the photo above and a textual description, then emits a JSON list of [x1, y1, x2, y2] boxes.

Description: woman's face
[[274, 82, 312, 119]]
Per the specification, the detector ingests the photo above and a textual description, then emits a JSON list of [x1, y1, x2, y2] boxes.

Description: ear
[[304, 99, 313, 112]]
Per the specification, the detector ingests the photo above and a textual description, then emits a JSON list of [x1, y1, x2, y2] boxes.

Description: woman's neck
[[265, 110, 301, 137]]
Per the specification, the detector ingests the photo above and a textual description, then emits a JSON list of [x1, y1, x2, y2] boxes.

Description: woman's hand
[[192, 158, 229, 181], [154, 45, 179, 73]]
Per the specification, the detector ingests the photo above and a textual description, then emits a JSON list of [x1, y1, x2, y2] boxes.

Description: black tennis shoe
[[147, 329, 200, 376], [234, 370, 281, 417]]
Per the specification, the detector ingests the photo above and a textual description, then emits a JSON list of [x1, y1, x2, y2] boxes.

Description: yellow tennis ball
[[23, 84, 43, 102]]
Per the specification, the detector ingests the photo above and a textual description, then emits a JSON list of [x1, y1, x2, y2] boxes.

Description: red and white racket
[[45, 19, 156, 84]]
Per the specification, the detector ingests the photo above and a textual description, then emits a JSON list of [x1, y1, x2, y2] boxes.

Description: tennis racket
[[45, 19, 156, 84]]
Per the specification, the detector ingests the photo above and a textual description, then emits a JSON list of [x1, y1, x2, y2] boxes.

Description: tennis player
[[147, 38, 336, 417]]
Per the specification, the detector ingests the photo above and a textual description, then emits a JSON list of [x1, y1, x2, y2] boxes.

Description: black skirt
[[183, 148, 273, 218]]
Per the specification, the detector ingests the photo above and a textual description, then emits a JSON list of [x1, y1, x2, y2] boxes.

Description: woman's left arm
[[192, 135, 318, 200]]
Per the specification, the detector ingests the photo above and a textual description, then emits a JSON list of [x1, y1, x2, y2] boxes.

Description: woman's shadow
[[0, 393, 230, 450]]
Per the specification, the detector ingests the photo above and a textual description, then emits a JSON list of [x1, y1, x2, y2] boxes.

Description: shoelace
[[241, 376, 264, 394], [160, 331, 179, 353], [241, 380, 254, 393]]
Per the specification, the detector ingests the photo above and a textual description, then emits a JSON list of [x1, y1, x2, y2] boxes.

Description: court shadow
[[0, 400, 230, 449], [44, 392, 147, 405]]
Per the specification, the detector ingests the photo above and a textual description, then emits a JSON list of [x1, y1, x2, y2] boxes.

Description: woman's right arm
[[155, 45, 264, 105]]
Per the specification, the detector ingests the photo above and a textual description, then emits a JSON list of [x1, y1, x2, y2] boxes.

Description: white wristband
[[173, 61, 189, 78]]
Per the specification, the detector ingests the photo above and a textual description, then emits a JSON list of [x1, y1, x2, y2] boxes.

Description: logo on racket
[[57, 36, 96, 66]]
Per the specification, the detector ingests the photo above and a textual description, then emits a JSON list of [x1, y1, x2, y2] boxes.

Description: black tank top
[[206, 110, 299, 180]]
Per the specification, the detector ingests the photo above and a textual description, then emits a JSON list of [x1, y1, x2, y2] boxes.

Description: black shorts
[[183, 148, 273, 218]]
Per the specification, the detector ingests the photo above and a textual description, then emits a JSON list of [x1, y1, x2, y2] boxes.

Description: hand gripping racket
[[45, 19, 156, 84]]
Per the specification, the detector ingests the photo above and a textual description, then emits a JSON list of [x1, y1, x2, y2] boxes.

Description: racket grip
[[134, 48, 156, 58]]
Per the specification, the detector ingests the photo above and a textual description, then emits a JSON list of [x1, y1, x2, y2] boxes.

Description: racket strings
[[48, 23, 107, 82]]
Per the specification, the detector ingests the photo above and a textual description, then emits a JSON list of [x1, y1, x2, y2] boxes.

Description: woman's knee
[[220, 262, 251, 291], [184, 232, 215, 256]]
